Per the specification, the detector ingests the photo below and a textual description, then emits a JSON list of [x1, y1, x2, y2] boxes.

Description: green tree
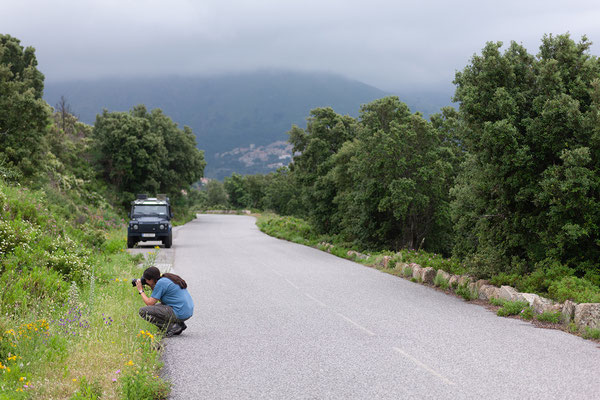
[[262, 167, 303, 216], [224, 173, 246, 208], [288, 107, 358, 231], [92, 105, 205, 203], [205, 179, 228, 207], [334, 97, 459, 252], [452, 34, 600, 278], [0, 34, 50, 177]]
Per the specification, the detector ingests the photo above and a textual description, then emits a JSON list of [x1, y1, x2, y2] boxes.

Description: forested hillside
[[43, 72, 453, 179]]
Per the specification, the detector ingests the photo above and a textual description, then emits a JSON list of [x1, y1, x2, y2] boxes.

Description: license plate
[[142, 233, 155, 238]]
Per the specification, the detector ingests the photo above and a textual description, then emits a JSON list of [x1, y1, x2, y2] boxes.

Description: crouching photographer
[[134, 266, 194, 337]]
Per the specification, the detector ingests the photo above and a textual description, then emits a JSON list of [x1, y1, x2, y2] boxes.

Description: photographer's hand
[[136, 279, 143, 292]]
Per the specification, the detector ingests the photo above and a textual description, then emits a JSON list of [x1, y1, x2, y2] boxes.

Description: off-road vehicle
[[127, 194, 173, 248]]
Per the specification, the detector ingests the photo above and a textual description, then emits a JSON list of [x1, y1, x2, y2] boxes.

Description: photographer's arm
[[136, 279, 158, 306]]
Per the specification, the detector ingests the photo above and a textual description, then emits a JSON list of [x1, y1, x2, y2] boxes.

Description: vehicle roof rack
[[136, 194, 148, 200]]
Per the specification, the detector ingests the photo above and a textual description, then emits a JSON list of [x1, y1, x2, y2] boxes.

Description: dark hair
[[143, 266, 187, 289]]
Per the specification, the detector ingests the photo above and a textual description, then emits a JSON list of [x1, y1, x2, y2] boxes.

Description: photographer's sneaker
[[173, 322, 187, 336], [165, 323, 183, 338]]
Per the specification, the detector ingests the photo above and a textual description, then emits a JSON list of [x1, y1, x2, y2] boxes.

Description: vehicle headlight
[[159, 224, 165, 230], [133, 224, 138, 230]]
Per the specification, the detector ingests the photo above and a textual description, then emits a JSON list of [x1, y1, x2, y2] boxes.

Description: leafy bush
[[455, 283, 477, 301], [548, 276, 600, 303], [520, 307, 534, 320], [497, 301, 529, 317], [434, 274, 449, 290], [581, 327, 600, 340], [536, 311, 561, 324]]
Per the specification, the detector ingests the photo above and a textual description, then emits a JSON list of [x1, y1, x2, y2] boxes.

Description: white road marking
[[305, 293, 327, 307], [285, 278, 300, 290], [393, 347, 455, 386], [337, 313, 376, 336]]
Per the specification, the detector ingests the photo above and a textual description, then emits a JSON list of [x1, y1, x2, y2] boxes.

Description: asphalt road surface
[[157, 214, 600, 399]]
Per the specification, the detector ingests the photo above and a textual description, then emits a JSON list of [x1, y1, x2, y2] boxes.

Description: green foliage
[[581, 327, 600, 340], [92, 105, 205, 205], [489, 297, 505, 307], [0, 35, 50, 178], [119, 369, 170, 400], [536, 311, 561, 324], [455, 283, 478, 301], [497, 301, 529, 317], [69, 377, 103, 400], [547, 276, 600, 303], [256, 214, 321, 246], [521, 307, 534, 320], [204, 179, 228, 208], [434, 274, 450, 290], [452, 34, 600, 281]]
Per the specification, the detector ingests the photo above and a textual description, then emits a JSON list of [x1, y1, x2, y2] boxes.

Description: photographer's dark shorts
[[139, 304, 188, 330]]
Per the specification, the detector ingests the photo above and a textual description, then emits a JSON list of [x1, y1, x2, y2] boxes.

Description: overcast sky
[[3, 0, 600, 91]]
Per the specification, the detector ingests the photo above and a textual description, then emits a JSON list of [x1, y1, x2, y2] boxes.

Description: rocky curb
[[316, 246, 600, 337], [378, 257, 600, 334], [201, 209, 252, 215]]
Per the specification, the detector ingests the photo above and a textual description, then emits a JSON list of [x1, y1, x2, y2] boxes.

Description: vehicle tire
[[127, 238, 136, 248], [164, 233, 172, 248]]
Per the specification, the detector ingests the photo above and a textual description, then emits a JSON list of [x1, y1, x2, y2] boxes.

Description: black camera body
[[131, 277, 148, 287]]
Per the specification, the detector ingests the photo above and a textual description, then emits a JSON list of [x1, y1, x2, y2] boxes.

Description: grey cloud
[[2, 0, 600, 91]]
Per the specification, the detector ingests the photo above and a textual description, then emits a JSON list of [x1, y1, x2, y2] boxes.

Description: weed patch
[[536, 311, 561, 324], [497, 301, 529, 317]]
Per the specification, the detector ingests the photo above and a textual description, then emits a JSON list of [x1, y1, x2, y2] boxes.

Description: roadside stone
[[561, 300, 576, 324], [498, 286, 526, 302], [532, 295, 557, 314], [468, 282, 478, 294], [448, 275, 460, 289], [421, 267, 436, 284], [347, 250, 368, 260], [521, 293, 539, 307], [401, 263, 413, 276], [475, 279, 489, 290], [412, 265, 423, 281], [458, 275, 473, 286], [436, 270, 451, 283], [574, 303, 600, 330], [381, 256, 392, 269], [479, 285, 499, 300]]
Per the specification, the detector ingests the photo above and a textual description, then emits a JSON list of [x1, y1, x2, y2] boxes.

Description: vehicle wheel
[[164, 234, 172, 248], [127, 238, 136, 248]]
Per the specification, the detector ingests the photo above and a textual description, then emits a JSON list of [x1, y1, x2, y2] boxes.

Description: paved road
[[157, 214, 600, 399]]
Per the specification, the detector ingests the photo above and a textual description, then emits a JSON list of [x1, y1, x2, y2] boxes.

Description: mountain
[[44, 71, 452, 179]]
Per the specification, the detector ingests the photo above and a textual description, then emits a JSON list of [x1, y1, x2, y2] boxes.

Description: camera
[[131, 277, 147, 287]]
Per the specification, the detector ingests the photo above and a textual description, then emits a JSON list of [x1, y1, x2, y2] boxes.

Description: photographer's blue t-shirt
[[151, 277, 194, 320]]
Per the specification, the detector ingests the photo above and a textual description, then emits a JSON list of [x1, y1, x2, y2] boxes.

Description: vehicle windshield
[[132, 205, 168, 216]]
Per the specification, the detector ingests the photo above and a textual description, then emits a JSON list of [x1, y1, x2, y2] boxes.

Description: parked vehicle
[[127, 194, 173, 248]]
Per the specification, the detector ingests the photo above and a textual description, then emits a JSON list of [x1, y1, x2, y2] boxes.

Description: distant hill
[[44, 71, 452, 179]]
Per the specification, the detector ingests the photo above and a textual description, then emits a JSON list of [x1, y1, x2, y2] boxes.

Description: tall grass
[[0, 180, 169, 399]]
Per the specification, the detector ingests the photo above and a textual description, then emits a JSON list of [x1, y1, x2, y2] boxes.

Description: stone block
[[561, 300, 576, 324], [412, 265, 423, 280], [448, 275, 460, 289], [436, 270, 451, 283], [532, 295, 557, 314], [421, 267, 436, 284], [574, 303, 600, 330]]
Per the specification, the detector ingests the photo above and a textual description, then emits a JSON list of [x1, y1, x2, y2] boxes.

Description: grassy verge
[[0, 181, 169, 399]]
